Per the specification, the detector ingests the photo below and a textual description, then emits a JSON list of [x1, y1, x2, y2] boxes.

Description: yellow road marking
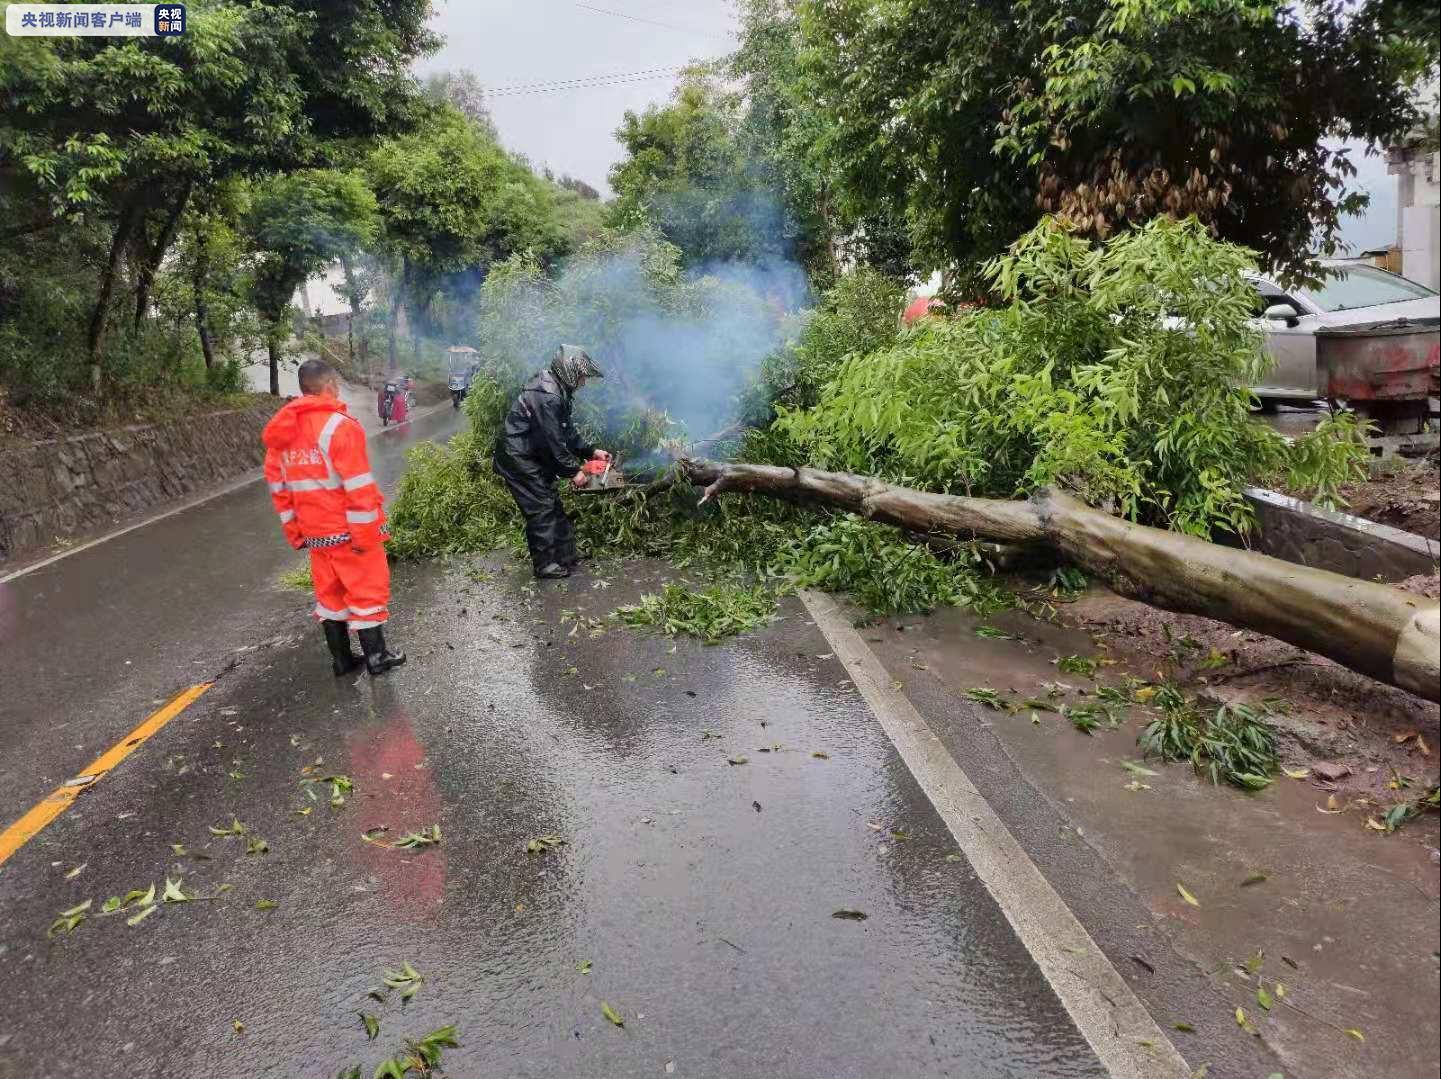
[[0, 682, 212, 867]]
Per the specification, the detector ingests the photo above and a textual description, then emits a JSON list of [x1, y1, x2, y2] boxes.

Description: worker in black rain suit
[[493, 345, 610, 579]]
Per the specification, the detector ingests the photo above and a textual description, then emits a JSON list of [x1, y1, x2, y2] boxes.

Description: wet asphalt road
[[0, 404, 461, 824], [0, 412, 1105, 1077]]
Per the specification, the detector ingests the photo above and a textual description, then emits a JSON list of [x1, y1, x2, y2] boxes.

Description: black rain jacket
[[495, 371, 594, 480]]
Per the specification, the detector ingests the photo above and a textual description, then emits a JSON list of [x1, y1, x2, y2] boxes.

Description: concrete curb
[[1243, 486, 1438, 582], [801, 588, 1193, 1079]]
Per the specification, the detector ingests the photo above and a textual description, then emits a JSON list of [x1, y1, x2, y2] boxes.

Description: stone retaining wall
[[1244, 486, 1439, 582], [0, 402, 278, 564]]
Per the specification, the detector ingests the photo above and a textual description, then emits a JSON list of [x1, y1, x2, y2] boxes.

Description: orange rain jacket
[[261, 397, 386, 550]]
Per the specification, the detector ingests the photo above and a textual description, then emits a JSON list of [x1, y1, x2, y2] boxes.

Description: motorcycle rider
[[493, 345, 610, 579]]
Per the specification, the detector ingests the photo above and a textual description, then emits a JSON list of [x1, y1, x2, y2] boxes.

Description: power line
[[484, 66, 684, 94], [570, 2, 732, 41], [483, 66, 691, 98]]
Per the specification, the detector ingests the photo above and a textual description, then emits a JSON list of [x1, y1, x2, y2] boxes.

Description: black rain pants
[[493, 450, 576, 571]]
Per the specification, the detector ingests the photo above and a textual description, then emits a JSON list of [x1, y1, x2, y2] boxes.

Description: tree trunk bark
[[678, 458, 1441, 703], [87, 192, 145, 393], [340, 253, 361, 368], [387, 261, 407, 373], [192, 218, 215, 370], [133, 180, 192, 332], [267, 334, 281, 396]]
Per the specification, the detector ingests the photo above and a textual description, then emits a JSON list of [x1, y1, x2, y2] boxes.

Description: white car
[[1248, 261, 1439, 402]]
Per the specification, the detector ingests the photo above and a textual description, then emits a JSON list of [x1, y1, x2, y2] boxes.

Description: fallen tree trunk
[[679, 458, 1440, 703]]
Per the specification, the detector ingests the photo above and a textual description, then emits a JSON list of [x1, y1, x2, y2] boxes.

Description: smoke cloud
[[473, 229, 811, 455]]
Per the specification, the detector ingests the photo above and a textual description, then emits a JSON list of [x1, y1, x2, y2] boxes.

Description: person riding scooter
[[377, 376, 410, 426], [493, 345, 610, 579]]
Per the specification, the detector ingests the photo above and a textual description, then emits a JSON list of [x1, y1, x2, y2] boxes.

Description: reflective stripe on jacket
[[262, 396, 385, 549]]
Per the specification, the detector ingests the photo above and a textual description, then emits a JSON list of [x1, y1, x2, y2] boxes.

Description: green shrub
[[778, 217, 1368, 538], [386, 427, 522, 560]]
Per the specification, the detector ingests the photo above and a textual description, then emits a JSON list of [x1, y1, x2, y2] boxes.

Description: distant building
[[294, 263, 368, 336], [1387, 122, 1440, 290]]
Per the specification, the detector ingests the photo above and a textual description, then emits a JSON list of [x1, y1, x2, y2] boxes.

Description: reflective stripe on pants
[[309, 544, 390, 626]]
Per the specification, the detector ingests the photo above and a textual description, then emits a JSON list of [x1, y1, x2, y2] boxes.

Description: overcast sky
[[414, 0, 1398, 252], [416, 0, 739, 197]]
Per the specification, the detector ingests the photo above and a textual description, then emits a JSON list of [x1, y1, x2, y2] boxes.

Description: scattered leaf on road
[[831, 909, 868, 921], [1256, 986, 1274, 1011], [47, 900, 91, 938], [965, 687, 1008, 710], [576, 960, 592, 975], [1176, 883, 1200, 907], [1120, 760, 1160, 777], [126, 904, 157, 927], [1344, 1028, 1365, 1042], [64, 864, 86, 880], [255, 899, 277, 911], [525, 834, 565, 854], [1281, 766, 1310, 780], [1240, 872, 1268, 888], [162, 878, 190, 904], [811, 751, 829, 760], [361, 1013, 380, 1041], [727, 755, 748, 766], [600, 1001, 625, 1028], [1173, 1022, 1195, 1033], [245, 837, 269, 855], [382, 961, 423, 1002], [393, 825, 442, 849]]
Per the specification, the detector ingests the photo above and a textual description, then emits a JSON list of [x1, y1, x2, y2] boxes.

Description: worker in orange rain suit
[[262, 359, 406, 677]]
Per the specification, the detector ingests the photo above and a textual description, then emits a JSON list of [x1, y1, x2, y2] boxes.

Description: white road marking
[[800, 588, 1191, 1079], [0, 403, 449, 585]]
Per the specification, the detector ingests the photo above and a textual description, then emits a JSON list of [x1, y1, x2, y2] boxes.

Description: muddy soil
[[1315, 457, 1440, 540], [1056, 581, 1440, 817]]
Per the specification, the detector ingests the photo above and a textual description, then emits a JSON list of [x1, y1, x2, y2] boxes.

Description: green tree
[[368, 108, 568, 367], [0, 0, 434, 395], [778, 217, 1368, 538], [423, 70, 496, 137], [609, 71, 796, 267], [998, 0, 1431, 277], [789, 0, 1040, 286], [158, 181, 258, 375], [730, 0, 911, 281], [245, 170, 377, 394], [791, 0, 1433, 281]]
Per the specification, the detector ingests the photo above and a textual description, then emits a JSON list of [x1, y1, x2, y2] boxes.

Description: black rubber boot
[[322, 619, 364, 676], [534, 562, 570, 579], [357, 626, 406, 676]]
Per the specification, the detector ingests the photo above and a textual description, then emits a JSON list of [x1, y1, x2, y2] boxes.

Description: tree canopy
[[727, 0, 1438, 281]]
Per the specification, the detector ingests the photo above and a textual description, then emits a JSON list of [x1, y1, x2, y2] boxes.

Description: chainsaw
[[575, 456, 625, 494]]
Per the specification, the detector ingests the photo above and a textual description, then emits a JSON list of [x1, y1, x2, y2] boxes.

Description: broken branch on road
[[678, 457, 1440, 703]]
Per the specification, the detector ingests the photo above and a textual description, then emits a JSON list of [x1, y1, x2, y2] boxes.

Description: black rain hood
[[549, 345, 603, 392]]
